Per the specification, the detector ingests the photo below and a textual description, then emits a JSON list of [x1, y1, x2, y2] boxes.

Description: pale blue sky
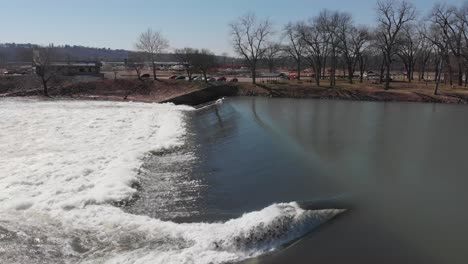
[[0, 0, 464, 55]]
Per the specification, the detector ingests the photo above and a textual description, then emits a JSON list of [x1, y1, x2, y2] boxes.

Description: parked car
[[217, 76, 227, 82], [169, 75, 177, 79], [176, 76, 186, 80], [229, 78, 238, 83], [278, 73, 288, 79], [194, 76, 205, 81], [207, 77, 216, 82], [190, 76, 198, 80], [288, 74, 297, 80]]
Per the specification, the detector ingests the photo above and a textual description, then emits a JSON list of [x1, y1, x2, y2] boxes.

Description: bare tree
[[33, 46, 56, 97], [352, 26, 371, 83], [415, 33, 435, 81], [317, 10, 341, 87], [419, 22, 449, 94], [135, 28, 169, 80], [396, 24, 421, 82], [263, 42, 282, 73], [127, 52, 146, 81], [298, 21, 329, 86], [375, 0, 416, 90], [427, 4, 467, 86], [230, 13, 273, 84], [192, 49, 217, 83], [174, 47, 197, 81], [457, 3, 468, 86], [283, 22, 306, 80], [334, 12, 357, 84]]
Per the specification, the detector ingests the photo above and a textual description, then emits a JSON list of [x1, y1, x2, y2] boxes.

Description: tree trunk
[[435, 58, 443, 95], [297, 59, 301, 81], [384, 57, 391, 90], [407, 67, 411, 83], [322, 57, 327, 80], [330, 51, 336, 87], [421, 63, 426, 81], [447, 62, 453, 86], [152, 61, 157, 80], [252, 66, 256, 84], [314, 65, 321, 86], [151, 54, 158, 80], [458, 61, 463, 86], [379, 61, 385, 84], [358, 56, 364, 84], [347, 65, 353, 84], [465, 68, 468, 87], [42, 78, 49, 97]]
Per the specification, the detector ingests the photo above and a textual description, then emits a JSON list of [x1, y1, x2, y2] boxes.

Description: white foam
[[0, 98, 343, 264], [0, 99, 191, 211]]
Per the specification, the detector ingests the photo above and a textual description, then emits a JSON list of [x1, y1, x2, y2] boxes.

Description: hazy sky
[[0, 0, 464, 55]]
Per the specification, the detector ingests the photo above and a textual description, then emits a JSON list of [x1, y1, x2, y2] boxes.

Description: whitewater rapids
[[0, 98, 343, 263]]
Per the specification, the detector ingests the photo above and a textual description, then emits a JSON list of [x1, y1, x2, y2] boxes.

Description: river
[[146, 97, 468, 264], [1, 97, 467, 263]]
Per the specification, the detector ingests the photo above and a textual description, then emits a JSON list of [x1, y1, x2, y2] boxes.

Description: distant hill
[[0, 43, 240, 65], [0, 43, 131, 62]]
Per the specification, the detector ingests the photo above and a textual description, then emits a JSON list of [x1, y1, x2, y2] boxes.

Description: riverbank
[[236, 80, 468, 104], [2, 77, 468, 105]]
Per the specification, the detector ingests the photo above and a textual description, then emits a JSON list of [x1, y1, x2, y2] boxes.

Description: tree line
[[229, 0, 468, 93], [7, 0, 468, 96]]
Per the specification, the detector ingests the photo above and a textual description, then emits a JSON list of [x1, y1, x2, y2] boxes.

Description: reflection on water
[[182, 97, 468, 264]]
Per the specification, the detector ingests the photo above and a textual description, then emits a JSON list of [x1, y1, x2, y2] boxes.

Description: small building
[[35, 61, 103, 77]]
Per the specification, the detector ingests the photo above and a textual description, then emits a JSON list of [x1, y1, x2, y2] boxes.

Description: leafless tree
[[428, 4, 466, 86], [317, 10, 342, 87], [352, 26, 371, 83], [415, 32, 435, 81], [230, 13, 273, 84], [174, 47, 197, 81], [33, 46, 57, 97], [455, 3, 468, 86], [375, 0, 416, 90], [396, 24, 421, 82], [283, 22, 306, 80], [127, 52, 146, 81], [135, 28, 169, 80], [334, 12, 358, 84], [419, 22, 449, 94], [263, 42, 282, 73], [298, 21, 330, 86], [192, 49, 217, 83]]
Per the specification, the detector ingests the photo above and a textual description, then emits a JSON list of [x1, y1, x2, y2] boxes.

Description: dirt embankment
[[1, 78, 208, 103], [236, 81, 468, 104], [3, 77, 468, 105]]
